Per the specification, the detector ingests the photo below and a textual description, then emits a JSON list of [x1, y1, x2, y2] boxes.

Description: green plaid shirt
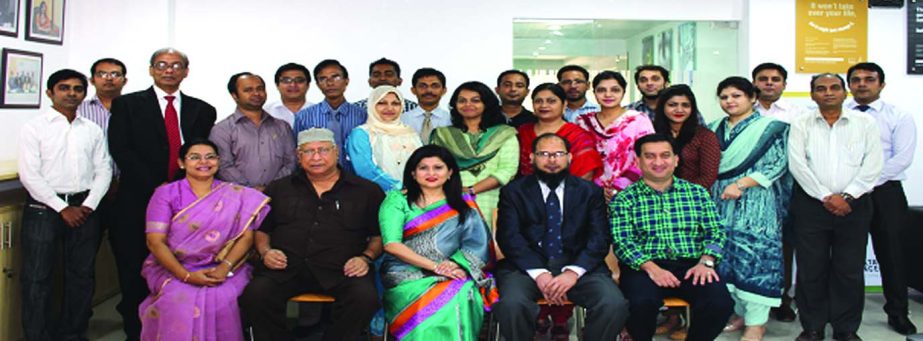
[[610, 177, 725, 270]]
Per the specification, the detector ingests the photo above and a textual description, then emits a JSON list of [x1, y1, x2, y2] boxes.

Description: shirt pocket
[[842, 139, 866, 167]]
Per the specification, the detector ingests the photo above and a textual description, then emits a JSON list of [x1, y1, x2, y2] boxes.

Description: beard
[[642, 91, 661, 101], [534, 166, 569, 188]]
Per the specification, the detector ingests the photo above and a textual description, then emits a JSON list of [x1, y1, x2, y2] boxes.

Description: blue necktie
[[856, 105, 870, 112], [543, 188, 563, 259]]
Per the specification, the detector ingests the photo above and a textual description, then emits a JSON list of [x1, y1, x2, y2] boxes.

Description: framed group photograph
[[25, 0, 63, 45], [1, 48, 43, 108], [0, 0, 18, 37]]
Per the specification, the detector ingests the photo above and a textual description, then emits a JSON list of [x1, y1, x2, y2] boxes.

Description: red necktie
[[164, 95, 181, 180]]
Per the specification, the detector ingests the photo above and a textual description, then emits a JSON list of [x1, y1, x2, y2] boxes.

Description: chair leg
[[575, 306, 586, 341]]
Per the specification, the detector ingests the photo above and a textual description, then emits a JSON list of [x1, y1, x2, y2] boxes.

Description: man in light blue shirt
[[293, 59, 366, 173], [353, 57, 417, 112], [846, 62, 917, 336], [557, 65, 598, 122], [402, 68, 450, 143]]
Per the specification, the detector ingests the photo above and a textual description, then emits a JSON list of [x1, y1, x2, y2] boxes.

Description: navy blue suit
[[493, 174, 627, 340]]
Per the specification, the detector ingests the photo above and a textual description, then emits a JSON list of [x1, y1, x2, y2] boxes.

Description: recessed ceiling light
[[551, 31, 564, 36], [538, 46, 546, 50], [532, 51, 540, 56], [544, 39, 553, 44]]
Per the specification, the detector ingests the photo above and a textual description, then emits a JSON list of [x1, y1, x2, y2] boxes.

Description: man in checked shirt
[[611, 133, 733, 341]]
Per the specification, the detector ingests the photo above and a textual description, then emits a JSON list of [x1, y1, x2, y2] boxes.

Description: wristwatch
[[839, 192, 855, 203], [700, 259, 715, 269]]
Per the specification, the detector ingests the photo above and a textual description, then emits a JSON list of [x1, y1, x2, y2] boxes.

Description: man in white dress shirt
[[18, 69, 112, 341], [264, 62, 313, 127], [752, 63, 806, 123], [845, 62, 917, 335], [788, 73, 883, 341]]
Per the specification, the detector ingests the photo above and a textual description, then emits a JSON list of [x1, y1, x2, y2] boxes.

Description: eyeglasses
[[560, 79, 587, 86], [185, 153, 219, 161], [298, 147, 334, 157], [280, 77, 307, 84], [94, 71, 124, 79], [533, 151, 569, 159], [152, 61, 186, 71], [317, 74, 344, 84]]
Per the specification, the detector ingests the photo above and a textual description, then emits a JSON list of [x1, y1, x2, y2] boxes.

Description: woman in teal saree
[[379, 145, 497, 340]]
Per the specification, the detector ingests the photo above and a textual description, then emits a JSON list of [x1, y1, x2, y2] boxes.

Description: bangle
[[359, 253, 374, 263], [735, 181, 745, 191], [222, 259, 234, 268], [182, 272, 191, 283], [467, 186, 476, 196]]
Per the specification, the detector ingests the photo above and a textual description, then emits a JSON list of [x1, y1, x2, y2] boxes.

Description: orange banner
[[795, 0, 868, 73]]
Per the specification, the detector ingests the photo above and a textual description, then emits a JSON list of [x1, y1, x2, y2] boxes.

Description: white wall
[[0, 0, 74, 174], [747, 1, 923, 204]]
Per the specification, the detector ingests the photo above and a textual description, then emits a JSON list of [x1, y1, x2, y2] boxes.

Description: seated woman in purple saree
[[138, 139, 270, 341]]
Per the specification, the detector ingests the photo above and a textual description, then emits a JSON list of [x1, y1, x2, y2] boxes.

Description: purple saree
[[138, 179, 270, 341]]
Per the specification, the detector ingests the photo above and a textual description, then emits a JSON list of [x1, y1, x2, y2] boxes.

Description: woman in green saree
[[379, 145, 497, 340]]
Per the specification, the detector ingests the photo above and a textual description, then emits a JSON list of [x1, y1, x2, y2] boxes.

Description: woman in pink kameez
[[139, 139, 270, 341]]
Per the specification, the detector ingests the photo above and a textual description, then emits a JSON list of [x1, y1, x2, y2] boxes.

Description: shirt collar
[[636, 176, 680, 194], [42, 109, 87, 124], [846, 98, 883, 112], [231, 109, 272, 124], [152, 85, 180, 99], [810, 108, 854, 122]]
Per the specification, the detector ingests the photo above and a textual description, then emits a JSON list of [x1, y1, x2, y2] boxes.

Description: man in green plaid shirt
[[611, 133, 733, 340]]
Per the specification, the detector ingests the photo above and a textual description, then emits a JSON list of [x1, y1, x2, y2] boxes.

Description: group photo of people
[[15, 45, 918, 341]]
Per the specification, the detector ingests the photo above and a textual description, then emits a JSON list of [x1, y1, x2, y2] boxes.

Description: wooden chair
[[663, 296, 692, 332], [247, 293, 356, 341]]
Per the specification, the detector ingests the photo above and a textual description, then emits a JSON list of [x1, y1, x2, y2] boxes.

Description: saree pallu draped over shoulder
[[139, 180, 270, 341], [379, 191, 497, 341]]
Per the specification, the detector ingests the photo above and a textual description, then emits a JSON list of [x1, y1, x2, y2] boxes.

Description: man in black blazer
[[107, 47, 216, 340], [494, 133, 628, 341]]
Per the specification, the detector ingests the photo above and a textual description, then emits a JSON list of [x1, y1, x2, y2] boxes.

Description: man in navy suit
[[493, 133, 628, 341], [107, 47, 217, 340]]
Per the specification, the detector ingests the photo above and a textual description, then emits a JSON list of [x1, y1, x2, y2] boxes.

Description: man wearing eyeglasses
[[241, 128, 384, 341], [494, 133, 628, 341], [210, 72, 296, 192], [107, 47, 217, 340], [78, 58, 126, 286], [264, 62, 313, 127], [293, 59, 366, 173], [557, 65, 598, 122]]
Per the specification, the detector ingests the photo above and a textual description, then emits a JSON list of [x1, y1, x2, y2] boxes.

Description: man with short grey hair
[[108, 47, 217, 340], [240, 128, 384, 341]]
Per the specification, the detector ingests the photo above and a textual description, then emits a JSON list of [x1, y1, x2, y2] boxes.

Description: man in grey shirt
[[210, 72, 296, 191]]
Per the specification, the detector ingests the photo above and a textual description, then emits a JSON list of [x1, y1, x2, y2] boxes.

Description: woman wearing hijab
[[348, 85, 424, 191]]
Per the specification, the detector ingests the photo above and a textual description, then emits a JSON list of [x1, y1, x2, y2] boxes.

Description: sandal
[[723, 315, 745, 333]]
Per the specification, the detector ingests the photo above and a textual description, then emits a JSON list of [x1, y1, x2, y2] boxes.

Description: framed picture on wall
[[0, 0, 18, 37], [1, 48, 43, 108], [24, 0, 63, 45]]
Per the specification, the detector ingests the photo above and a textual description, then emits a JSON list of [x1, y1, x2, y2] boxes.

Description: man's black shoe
[[795, 330, 824, 341], [887, 315, 918, 335]]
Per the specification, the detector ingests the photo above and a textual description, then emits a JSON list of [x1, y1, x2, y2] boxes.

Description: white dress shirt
[[788, 109, 883, 201], [526, 180, 588, 281], [401, 106, 451, 138], [845, 99, 917, 186], [755, 98, 806, 124], [152, 85, 184, 143], [264, 100, 313, 128], [18, 110, 112, 212]]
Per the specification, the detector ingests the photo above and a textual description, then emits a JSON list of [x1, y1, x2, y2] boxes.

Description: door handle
[[0, 221, 6, 250], [5, 221, 11, 249], [2, 268, 13, 279]]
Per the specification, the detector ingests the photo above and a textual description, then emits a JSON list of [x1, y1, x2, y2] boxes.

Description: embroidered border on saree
[[388, 279, 466, 339]]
